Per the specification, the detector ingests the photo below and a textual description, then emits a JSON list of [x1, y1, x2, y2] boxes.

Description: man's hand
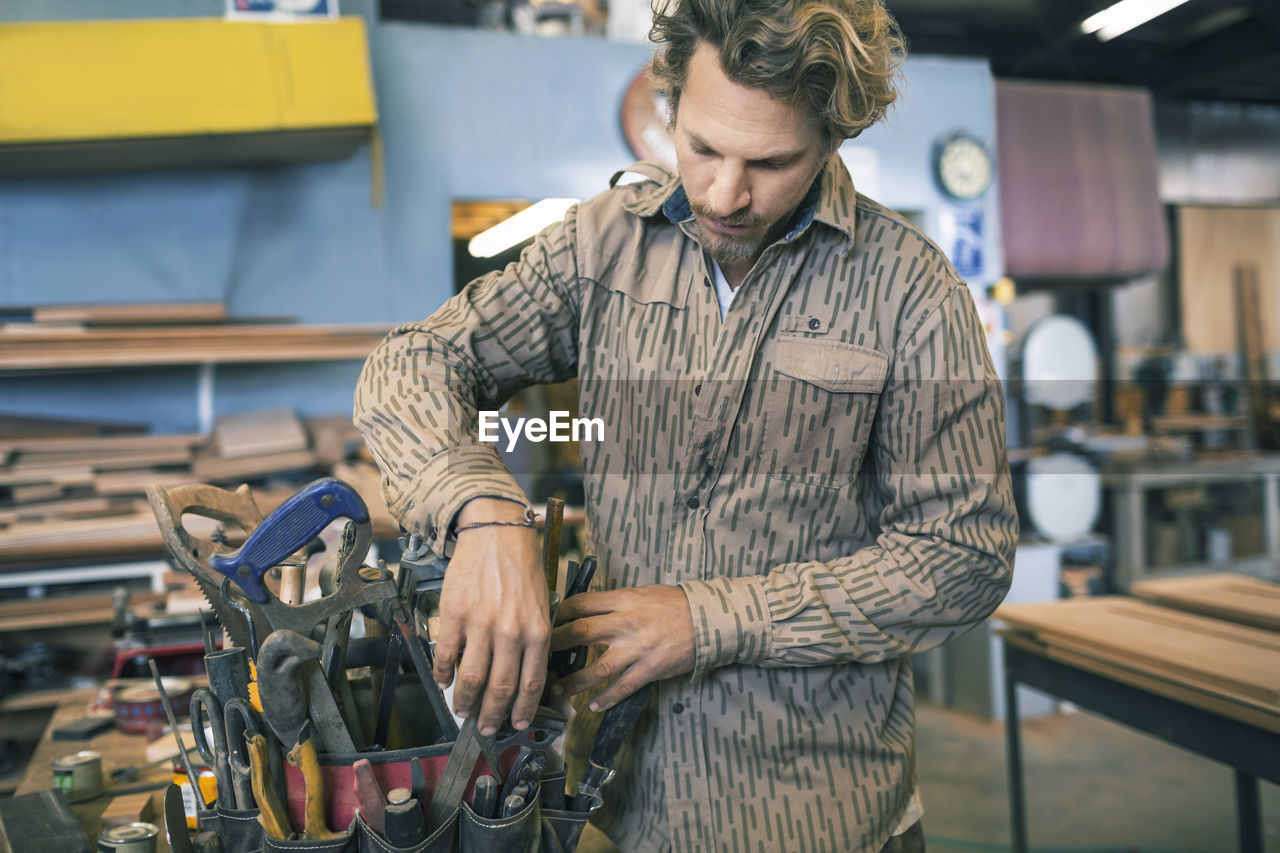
[[432, 498, 549, 735], [549, 584, 695, 711]]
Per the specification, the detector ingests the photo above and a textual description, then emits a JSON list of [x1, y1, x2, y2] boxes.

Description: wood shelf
[[0, 323, 390, 371]]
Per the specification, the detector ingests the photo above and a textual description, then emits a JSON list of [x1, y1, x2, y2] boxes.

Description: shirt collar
[[639, 153, 856, 250]]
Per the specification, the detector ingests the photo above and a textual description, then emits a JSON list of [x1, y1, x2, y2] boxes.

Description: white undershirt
[[711, 258, 924, 838], [710, 260, 738, 320]]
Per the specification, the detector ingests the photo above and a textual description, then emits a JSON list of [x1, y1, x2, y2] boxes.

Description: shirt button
[[703, 277, 711, 288], [694, 383, 702, 396], [686, 497, 700, 510], [808, 318, 822, 330], [672, 702, 685, 714]]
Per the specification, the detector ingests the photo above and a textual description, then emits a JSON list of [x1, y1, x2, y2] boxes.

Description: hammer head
[[257, 629, 323, 749]]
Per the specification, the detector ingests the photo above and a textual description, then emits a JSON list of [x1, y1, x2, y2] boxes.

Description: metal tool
[[148, 660, 206, 813], [371, 630, 402, 750], [163, 784, 193, 853], [572, 683, 654, 812], [189, 688, 235, 809], [352, 758, 386, 835], [204, 646, 251, 708], [287, 722, 341, 840], [257, 629, 358, 754], [424, 715, 496, 831], [501, 794, 526, 818], [550, 555, 597, 678], [222, 697, 265, 809], [247, 733, 291, 840], [471, 774, 498, 819], [147, 483, 271, 653], [208, 477, 367, 605], [384, 788, 425, 847]]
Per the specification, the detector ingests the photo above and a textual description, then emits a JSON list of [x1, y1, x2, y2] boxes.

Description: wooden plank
[[93, 471, 191, 496], [1000, 631, 1280, 734], [0, 414, 146, 440], [1130, 573, 1280, 631], [191, 449, 318, 482], [0, 511, 164, 562], [0, 433, 201, 457], [31, 301, 226, 326], [213, 408, 307, 459], [0, 496, 145, 526], [995, 597, 1280, 705], [5, 446, 194, 473]]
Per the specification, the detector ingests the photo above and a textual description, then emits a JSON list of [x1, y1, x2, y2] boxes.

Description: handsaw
[[146, 482, 277, 651]]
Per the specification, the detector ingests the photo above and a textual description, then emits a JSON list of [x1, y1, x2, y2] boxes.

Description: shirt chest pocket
[[760, 337, 889, 488]]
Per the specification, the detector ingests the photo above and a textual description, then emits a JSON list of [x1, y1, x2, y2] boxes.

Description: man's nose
[[708, 163, 749, 218]]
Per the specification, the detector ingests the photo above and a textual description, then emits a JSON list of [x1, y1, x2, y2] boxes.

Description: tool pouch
[[217, 804, 265, 852], [262, 828, 356, 852], [459, 784, 542, 853], [353, 812, 458, 853]]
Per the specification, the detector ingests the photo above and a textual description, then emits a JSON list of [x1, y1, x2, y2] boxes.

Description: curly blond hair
[[649, 0, 905, 143]]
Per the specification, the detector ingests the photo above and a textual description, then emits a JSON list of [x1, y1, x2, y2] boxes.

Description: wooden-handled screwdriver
[[542, 497, 565, 595]]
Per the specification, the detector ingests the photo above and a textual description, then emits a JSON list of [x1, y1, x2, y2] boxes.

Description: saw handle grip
[[209, 478, 369, 603]]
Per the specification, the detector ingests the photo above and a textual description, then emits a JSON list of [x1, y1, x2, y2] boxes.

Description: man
[[355, 0, 1018, 850]]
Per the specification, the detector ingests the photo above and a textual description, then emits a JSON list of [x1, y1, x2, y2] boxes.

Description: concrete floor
[[915, 702, 1280, 852]]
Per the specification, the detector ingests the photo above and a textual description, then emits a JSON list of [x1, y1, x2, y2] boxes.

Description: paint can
[[97, 822, 159, 852], [52, 750, 103, 803]]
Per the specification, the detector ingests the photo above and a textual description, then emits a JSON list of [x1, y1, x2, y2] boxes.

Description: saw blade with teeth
[[147, 482, 277, 656]]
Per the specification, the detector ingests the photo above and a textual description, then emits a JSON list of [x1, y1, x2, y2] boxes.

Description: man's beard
[[688, 201, 773, 267]]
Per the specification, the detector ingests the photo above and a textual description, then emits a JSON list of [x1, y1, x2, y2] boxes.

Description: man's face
[[673, 41, 831, 275]]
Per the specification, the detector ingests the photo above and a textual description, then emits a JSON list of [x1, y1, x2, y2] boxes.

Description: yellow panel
[[0, 17, 376, 144]]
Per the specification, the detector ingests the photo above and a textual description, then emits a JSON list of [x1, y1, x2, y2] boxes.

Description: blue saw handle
[[209, 477, 369, 603]]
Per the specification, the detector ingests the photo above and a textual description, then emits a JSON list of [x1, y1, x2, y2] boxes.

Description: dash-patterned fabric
[[355, 156, 1018, 853]]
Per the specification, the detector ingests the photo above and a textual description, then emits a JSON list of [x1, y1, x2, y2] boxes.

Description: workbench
[[15, 689, 178, 853], [996, 585, 1280, 853]]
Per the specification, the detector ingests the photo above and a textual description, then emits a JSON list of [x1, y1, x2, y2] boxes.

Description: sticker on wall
[[226, 0, 337, 19], [939, 205, 984, 280]]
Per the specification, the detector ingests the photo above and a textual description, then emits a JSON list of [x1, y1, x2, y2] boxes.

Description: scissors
[[190, 688, 264, 810]]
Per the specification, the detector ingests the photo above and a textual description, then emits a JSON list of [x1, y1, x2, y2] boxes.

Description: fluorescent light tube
[[468, 198, 579, 258], [1081, 0, 1191, 41]]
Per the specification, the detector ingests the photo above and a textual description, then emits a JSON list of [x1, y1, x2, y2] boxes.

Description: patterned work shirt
[[355, 156, 1018, 853]]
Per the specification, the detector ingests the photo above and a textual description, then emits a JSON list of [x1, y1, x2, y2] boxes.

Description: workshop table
[[997, 596, 1280, 853], [16, 688, 178, 853]]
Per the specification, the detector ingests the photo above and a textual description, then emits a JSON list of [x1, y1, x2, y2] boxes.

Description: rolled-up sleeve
[[354, 208, 584, 553], [681, 280, 1018, 677]]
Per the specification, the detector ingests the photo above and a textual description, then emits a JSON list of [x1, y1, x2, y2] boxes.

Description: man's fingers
[[554, 590, 618, 624], [476, 631, 522, 736], [511, 630, 549, 731], [584, 665, 649, 713], [452, 634, 492, 719], [552, 648, 629, 698], [549, 613, 611, 652], [432, 623, 461, 688]]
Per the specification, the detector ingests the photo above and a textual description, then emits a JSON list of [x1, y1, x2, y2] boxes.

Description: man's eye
[[759, 160, 788, 170]]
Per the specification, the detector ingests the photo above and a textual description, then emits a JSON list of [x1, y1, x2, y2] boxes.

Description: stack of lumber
[[0, 300, 388, 368], [996, 592, 1280, 732], [1130, 572, 1280, 631], [0, 409, 393, 566]]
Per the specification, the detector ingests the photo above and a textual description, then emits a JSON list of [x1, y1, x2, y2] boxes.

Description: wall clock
[[933, 131, 992, 201]]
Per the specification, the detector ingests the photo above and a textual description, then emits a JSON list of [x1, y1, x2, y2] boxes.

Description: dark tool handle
[[209, 478, 369, 603], [205, 646, 252, 707], [589, 684, 652, 769], [471, 774, 498, 819], [572, 683, 653, 811], [384, 793, 425, 846]]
